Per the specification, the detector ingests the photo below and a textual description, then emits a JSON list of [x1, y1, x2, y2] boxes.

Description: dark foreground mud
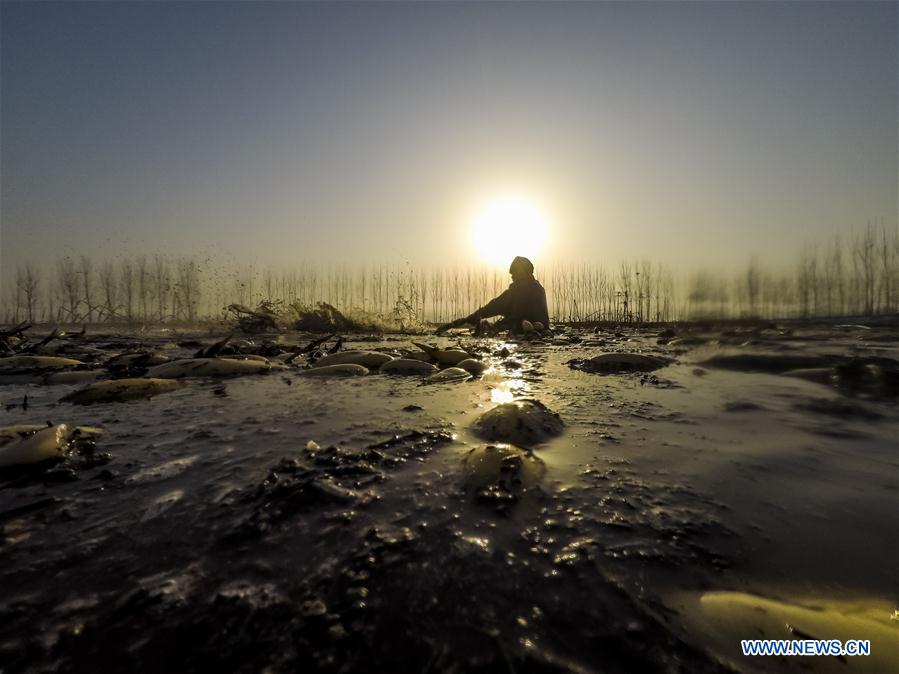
[[0, 320, 896, 673]]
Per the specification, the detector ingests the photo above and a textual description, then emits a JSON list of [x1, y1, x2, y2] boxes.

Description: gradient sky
[[1, 1, 896, 278]]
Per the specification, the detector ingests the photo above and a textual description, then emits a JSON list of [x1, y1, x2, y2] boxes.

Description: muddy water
[[0, 324, 896, 673]]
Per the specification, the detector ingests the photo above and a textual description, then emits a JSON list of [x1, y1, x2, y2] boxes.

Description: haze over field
[[1, 0, 896, 286], [1, 5, 899, 672]]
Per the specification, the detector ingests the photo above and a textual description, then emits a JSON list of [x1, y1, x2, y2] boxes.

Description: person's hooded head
[[509, 256, 534, 282]]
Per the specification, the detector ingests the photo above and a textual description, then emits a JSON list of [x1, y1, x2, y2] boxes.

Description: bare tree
[[639, 259, 654, 322], [120, 258, 135, 322], [891, 224, 899, 312], [16, 264, 40, 323], [58, 257, 80, 322], [854, 223, 876, 315], [745, 257, 760, 318], [152, 254, 170, 321], [808, 244, 820, 316], [263, 267, 276, 301], [796, 245, 814, 317], [688, 270, 727, 319], [79, 256, 94, 322], [821, 234, 845, 316], [45, 282, 56, 323], [13, 267, 24, 321], [99, 260, 119, 322], [879, 222, 897, 313], [618, 261, 633, 321], [137, 256, 150, 322], [177, 258, 201, 322]]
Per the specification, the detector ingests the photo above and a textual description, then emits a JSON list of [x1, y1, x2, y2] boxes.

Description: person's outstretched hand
[[435, 318, 464, 335]]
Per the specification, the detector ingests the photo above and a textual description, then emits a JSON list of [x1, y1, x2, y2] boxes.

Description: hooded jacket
[[463, 275, 549, 327]]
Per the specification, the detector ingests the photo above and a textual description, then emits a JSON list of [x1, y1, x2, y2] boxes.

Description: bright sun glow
[[471, 197, 548, 267]]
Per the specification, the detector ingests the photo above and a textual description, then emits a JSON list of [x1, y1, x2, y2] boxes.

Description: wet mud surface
[[0, 321, 897, 673]]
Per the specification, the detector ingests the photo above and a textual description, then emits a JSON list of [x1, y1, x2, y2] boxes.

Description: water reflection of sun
[[471, 197, 548, 267], [490, 377, 528, 404]]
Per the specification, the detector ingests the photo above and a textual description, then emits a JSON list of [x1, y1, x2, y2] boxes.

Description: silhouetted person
[[436, 256, 549, 334]]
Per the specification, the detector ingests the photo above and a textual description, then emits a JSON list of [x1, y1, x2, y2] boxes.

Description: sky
[[1, 1, 896, 279]]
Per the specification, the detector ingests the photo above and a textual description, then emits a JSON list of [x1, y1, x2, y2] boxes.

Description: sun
[[470, 197, 548, 268]]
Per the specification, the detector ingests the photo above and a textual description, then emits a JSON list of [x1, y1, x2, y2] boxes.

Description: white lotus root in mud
[[472, 399, 564, 446], [456, 358, 488, 375], [424, 367, 472, 384], [570, 353, 671, 374], [521, 320, 550, 337], [411, 342, 472, 366], [0, 355, 84, 371], [667, 336, 708, 347], [0, 424, 78, 467], [297, 364, 369, 377], [461, 443, 547, 496], [379, 359, 439, 375], [106, 352, 171, 368], [402, 350, 433, 363], [146, 357, 274, 378], [219, 354, 271, 363], [0, 424, 103, 443], [0, 355, 91, 384], [691, 592, 898, 673], [61, 378, 183, 405], [311, 351, 393, 369]]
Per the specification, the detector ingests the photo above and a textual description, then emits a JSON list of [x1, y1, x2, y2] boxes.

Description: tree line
[[3, 223, 897, 326]]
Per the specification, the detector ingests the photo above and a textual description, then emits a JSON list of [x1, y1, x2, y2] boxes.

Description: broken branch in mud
[[226, 303, 281, 333]]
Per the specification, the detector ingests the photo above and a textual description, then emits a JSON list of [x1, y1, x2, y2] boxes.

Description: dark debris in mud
[[23, 514, 731, 674], [571, 463, 735, 571], [460, 444, 548, 512], [1, 457, 736, 674], [1, 320, 896, 673], [245, 457, 372, 531], [0, 431, 111, 489], [638, 374, 681, 389], [237, 430, 454, 536]]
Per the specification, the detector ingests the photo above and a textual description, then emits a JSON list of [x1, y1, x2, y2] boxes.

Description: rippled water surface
[[1, 323, 896, 673]]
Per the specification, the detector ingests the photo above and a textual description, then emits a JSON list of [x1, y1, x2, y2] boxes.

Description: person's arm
[[462, 288, 511, 324], [435, 318, 465, 334], [435, 288, 512, 333]]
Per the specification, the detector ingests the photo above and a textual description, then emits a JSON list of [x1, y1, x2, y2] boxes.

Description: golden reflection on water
[[490, 377, 529, 404], [491, 388, 515, 404]]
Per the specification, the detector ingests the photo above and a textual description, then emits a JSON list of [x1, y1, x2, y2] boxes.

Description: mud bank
[[0, 322, 896, 673]]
